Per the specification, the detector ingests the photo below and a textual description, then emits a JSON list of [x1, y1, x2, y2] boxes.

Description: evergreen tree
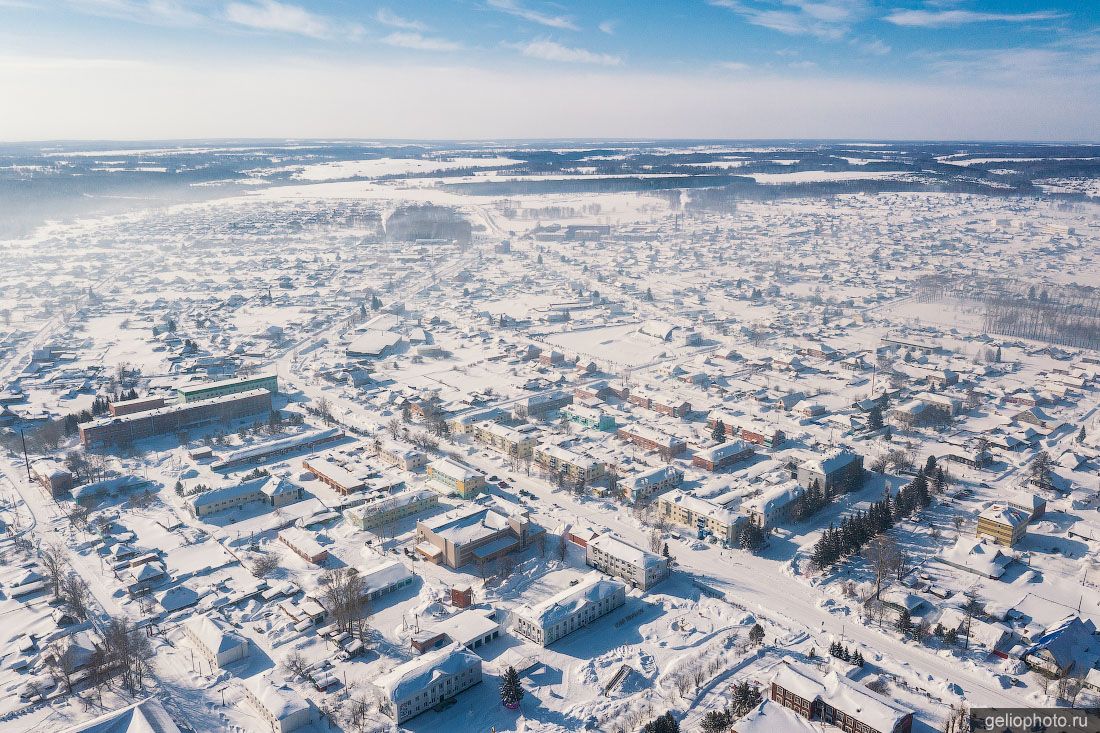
[[852, 651, 864, 667], [1079, 425, 1087, 443], [712, 419, 727, 444], [729, 681, 762, 718], [500, 666, 524, 708], [700, 710, 732, 733], [944, 627, 959, 645], [925, 455, 937, 474], [897, 609, 913, 636], [642, 711, 679, 733], [749, 623, 765, 647], [933, 466, 947, 495], [868, 404, 884, 431]]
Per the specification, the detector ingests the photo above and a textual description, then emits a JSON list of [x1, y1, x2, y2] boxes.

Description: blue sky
[[1, 0, 1097, 140]]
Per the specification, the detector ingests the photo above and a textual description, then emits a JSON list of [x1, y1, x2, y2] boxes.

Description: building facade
[[513, 573, 626, 646], [426, 458, 486, 499], [177, 373, 278, 403], [586, 533, 670, 590], [372, 643, 482, 724]]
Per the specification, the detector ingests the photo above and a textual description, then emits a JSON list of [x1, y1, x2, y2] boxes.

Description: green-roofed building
[[177, 373, 278, 403]]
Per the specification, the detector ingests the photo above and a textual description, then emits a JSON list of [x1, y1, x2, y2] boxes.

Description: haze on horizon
[[2, 0, 1099, 142]]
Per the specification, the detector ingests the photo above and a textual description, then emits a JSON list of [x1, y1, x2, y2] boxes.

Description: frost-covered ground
[[0, 142, 1099, 732]]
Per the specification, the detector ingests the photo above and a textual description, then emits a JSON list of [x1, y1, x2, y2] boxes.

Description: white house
[[243, 676, 313, 733], [512, 573, 626, 646], [372, 642, 483, 723], [182, 612, 249, 668]]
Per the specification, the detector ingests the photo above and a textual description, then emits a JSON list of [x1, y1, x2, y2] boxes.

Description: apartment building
[[177, 373, 278, 403], [796, 449, 864, 493], [512, 573, 626, 646], [561, 404, 617, 432], [586, 533, 669, 590], [621, 464, 684, 504], [372, 643, 482, 724], [616, 425, 687, 456], [343, 488, 439, 530], [976, 505, 1029, 546], [657, 489, 743, 543], [426, 458, 486, 499], [377, 438, 427, 471], [472, 420, 539, 458], [81, 389, 272, 450], [692, 439, 754, 471], [534, 443, 605, 483]]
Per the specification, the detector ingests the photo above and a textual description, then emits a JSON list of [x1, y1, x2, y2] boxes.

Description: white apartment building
[[372, 643, 482, 724], [512, 573, 627, 646], [586, 533, 670, 590]]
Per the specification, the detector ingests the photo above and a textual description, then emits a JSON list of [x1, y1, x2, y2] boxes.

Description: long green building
[[177, 373, 279, 403]]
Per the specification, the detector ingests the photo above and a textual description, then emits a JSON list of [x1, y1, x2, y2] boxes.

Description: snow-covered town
[[1, 139, 1100, 733]]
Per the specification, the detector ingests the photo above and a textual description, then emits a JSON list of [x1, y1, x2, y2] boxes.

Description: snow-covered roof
[[693, 439, 753, 463], [185, 612, 247, 655], [358, 558, 413, 595], [939, 536, 1013, 578], [428, 457, 483, 481], [1024, 615, 1100, 673], [517, 573, 625, 628], [731, 701, 819, 733], [373, 642, 481, 703], [978, 504, 1028, 528], [244, 676, 310, 721], [60, 697, 181, 733], [770, 660, 911, 732], [659, 489, 739, 525], [587, 533, 665, 569]]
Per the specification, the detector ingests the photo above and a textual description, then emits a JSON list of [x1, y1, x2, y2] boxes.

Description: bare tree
[[282, 650, 312, 681], [557, 533, 568, 562], [319, 568, 367, 638], [387, 416, 404, 440], [250, 551, 282, 578], [316, 396, 333, 426], [863, 535, 903, 600], [59, 573, 92, 620], [102, 616, 155, 694], [41, 542, 68, 598]]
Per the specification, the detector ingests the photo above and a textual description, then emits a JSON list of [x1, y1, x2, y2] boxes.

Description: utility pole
[[19, 428, 31, 481]]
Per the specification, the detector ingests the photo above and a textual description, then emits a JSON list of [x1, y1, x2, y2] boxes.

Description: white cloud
[[857, 38, 890, 55], [885, 9, 1065, 28], [375, 8, 426, 32], [64, 0, 205, 27], [598, 19, 617, 35], [514, 40, 622, 66], [224, 0, 335, 39], [383, 32, 462, 52], [709, 0, 868, 39], [488, 0, 578, 31], [788, 60, 818, 69], [717, 61, 751, 71]]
